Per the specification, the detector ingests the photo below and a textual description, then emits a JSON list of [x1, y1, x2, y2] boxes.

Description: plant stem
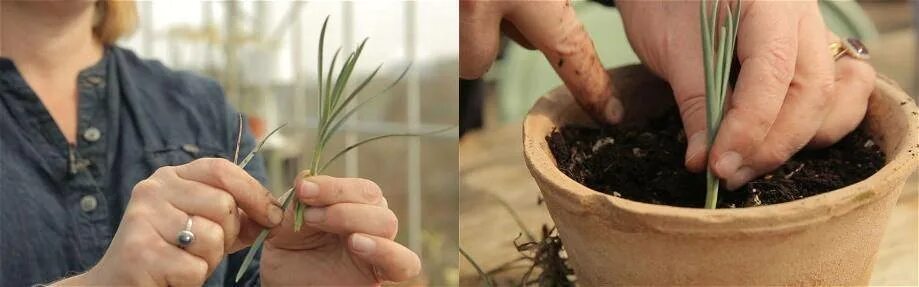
[[705, 171, 720, 208], [294, 152, 321, 231], [701, 0, 740, 209]]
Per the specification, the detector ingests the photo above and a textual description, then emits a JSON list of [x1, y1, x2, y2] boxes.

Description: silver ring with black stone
[[176, 217, 195, 249]]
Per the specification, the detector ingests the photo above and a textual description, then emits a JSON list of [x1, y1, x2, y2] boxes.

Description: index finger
[[504, 0, 621, 123], [295, 172, 385, 207], [175, 158, 283, 228]]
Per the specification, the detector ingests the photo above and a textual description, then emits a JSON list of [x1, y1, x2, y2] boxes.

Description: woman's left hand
[[257, 171, 421, 286]]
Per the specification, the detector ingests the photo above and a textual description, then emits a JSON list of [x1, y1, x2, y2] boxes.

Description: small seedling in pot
[[700, 0, 741, 209], [233, 16, 451, 282]]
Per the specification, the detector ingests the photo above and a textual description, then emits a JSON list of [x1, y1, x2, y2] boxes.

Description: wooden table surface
[[459, 123, 918, 286]]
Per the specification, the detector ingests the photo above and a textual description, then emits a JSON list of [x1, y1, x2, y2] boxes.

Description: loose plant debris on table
[[463, 225, 575, 287], [512, 225, 575, 287], [461, 194, 576, 286], [546, 109, 886, 208]]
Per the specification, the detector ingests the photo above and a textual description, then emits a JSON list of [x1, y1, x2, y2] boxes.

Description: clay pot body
[[522, 65, 919, 285]]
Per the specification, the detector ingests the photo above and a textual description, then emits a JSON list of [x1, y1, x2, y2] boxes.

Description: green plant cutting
[[701, 0, 741, 209], [232, 16, 451, 282]]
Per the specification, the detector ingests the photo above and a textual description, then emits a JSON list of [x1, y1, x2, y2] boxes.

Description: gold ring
[[830, 38, 870, 61]]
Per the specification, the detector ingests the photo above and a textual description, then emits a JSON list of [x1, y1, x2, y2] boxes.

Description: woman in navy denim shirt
[[0, 1, 419, 286]]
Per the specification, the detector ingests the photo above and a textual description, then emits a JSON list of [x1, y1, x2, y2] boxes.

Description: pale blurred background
[[459, 0, 917, 285], [116, 1, 458, 285]]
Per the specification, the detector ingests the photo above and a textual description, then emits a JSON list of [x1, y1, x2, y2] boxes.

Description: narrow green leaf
[[323, 48, 344, 123], [319, 126, 455, 173], [234, 187, 295, 282], [718, 9, 737, 111], [319, 63, 383, 146], [239, 123, 287, 169], [320, 46, 342, 154], [233, 113, 244, 164], [711, 0, 720, 46], [327, 51, 354, 118], [320, 96, 370, 147], [701, 0, 715, 135], [343, 63, 383, 105], [380, 62, 412, 93], [705, 170, 720, 208], [460, 247, 495, 287], [321, 63, 412, 146], [701, 0, 711, 51], [714, 25, 728, 117], [318, 16, 329, 124], [294, 202, 305, 231], [235, 230, 269, 283], [330, 38, 368, 108], [330, 63, 382, 120], [732, 0, 742, 29]]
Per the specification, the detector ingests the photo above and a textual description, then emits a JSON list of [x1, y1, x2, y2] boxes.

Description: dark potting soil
[[547, 109, 886, 208]]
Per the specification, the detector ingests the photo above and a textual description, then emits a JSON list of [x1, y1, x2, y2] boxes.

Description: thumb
[[459, 0, 503, 79], [669, 68, 710, 173]]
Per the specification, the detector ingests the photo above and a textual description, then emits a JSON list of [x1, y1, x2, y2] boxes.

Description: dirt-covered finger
[[175, 158, 283, 228], [506, 0, 619, 124]]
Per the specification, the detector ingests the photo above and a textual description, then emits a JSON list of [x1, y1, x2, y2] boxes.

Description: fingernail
[[728, 166, 756, 190], [304, 207, 326, 223], [714, 151, 743, 176], [604, 99, 624, 123], [685, 132, 707, 166], [268, 205, 283, 226], [299, 180, 319, 199], [350, 234, 376, 255]]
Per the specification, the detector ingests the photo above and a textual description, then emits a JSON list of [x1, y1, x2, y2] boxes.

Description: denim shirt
[[0, 46, 265, 286]]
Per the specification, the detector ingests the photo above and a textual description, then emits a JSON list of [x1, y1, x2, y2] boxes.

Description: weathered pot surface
[[523, 65, 919, 285]]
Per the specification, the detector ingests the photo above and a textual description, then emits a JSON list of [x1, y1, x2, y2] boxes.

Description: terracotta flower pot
[[522, 65, 919, 285]]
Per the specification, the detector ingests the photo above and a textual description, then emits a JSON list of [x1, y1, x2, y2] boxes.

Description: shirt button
[[182, 143, 200, 155], [80, 195, 98, 212], [87, 76, 103, 85], [83, 127, 102, 142]]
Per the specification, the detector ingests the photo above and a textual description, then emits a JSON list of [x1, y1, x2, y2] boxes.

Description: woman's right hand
[[64, 158, 283, 286], [618, 0, 875, 189]]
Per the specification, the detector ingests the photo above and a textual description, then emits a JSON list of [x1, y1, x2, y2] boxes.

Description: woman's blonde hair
[[94, 0, 137, 45]]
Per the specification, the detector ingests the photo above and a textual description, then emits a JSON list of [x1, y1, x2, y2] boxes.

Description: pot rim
[[523, 69, 919, 235]]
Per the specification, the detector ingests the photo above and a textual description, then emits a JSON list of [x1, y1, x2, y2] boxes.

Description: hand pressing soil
[[547, 109, 885, 208]]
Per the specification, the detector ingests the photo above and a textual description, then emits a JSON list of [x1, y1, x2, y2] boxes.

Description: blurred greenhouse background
[[117, 1, 458, 285]]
